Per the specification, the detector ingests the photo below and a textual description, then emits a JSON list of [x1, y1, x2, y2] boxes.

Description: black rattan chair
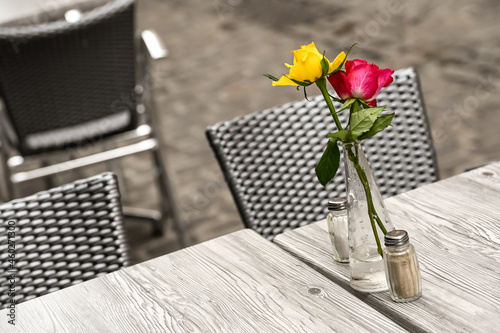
[[0, 0, 186, 243], [0, 172, 129, 308], [206, 67, 439, 240]]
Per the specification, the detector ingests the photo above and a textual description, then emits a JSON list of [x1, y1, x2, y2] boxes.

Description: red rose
[[327, 59, 394, 106]]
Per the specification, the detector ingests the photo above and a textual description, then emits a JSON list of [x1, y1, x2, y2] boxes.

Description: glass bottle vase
[[341, 141, 395, 292]]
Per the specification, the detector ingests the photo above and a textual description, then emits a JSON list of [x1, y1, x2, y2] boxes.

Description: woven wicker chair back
[[206, 67, 439, 240], [0, 0, 136, 155], [0, 172, 129, 308]]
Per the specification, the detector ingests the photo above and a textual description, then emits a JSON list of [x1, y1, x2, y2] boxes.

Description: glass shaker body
[[383, 234, 422, 302], [327, 199, 349, 263]]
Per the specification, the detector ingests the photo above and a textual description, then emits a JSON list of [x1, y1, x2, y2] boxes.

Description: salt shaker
[[383, 230, 422, 302], [327, 197, 349, 263]]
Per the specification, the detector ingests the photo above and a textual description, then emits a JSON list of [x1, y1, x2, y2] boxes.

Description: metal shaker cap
[[328, 197, 347, 211], [384, 229, 410, 247]]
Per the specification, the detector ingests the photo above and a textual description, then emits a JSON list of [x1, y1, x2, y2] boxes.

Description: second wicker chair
[[206, 67, 439, 240]]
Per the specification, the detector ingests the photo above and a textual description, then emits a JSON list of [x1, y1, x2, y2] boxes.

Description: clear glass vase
[[341, 141, 395, 292]]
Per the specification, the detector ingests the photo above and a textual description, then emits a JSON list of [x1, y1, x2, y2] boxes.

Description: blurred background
[[2, 0, 500, 263], [135, 0, 500, 260]]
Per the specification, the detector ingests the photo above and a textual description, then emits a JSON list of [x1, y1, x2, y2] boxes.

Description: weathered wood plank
[[274, 162, 500, 332], [0, 229, 405, 332]]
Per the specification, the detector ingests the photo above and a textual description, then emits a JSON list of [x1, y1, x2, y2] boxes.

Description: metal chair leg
[[41, 160, 57, 190], [152, 213, 165, 237], [122, 206, 164, 236], [103, 141, 130, 204], [151, 145, 188, 247], [0, 151, 14, 202]]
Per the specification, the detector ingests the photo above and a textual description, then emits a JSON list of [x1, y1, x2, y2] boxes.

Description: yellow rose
[[272, 42, 346, 86]]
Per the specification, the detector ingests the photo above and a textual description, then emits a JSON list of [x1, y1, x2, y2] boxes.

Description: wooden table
[[0, 229, 405, 332], [275, 162, 500, 332]]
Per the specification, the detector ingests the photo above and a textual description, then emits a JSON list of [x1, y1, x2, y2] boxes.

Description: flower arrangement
[[265, 42, 395, 256]]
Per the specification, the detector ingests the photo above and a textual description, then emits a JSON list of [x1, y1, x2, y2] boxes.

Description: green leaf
[[359, 113, 395, 140], [320, 52, 330, 77], [286, 75, 312, 87], [315, 140, 341, 187], [327, 130, 349, 141], [338, 43, 357, 71], [344, 43, 357, 60], [351, 99, 361, 113], [263, 74, 279, 81], [328, 68, 344, 76], [328, 94, 344, 103], [303, 86, 310, 101], [339, 98, 357, 112], [359, 100, 371, 108], [328, 43, 357, 75], [349, 106, 385, 140]]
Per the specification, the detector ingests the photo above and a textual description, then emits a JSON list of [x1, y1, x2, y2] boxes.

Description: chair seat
[[24, 110, 132, 153]]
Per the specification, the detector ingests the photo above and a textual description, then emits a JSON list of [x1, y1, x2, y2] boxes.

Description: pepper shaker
[[383, 230, 422, 302], [327, 197, 349, 263]]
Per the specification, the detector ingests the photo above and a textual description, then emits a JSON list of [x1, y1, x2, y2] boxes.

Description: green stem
[[356, 163, 388, 235], [315, 78, 343, 131], [346, 100, 360, 135], [351, 99, 361, 113], [346, 145, 387, 257]]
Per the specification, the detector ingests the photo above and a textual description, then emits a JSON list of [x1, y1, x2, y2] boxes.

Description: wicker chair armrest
[[136, 29, 167, 131], [141, 29, 168, 60]]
